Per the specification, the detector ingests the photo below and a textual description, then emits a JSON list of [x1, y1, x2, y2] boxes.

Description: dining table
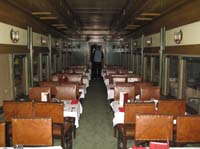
[[63, 100, 83, 128]]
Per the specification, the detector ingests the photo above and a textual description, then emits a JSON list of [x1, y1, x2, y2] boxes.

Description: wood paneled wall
[[0, 1, 51, 35], [142, 0, 200, 35]]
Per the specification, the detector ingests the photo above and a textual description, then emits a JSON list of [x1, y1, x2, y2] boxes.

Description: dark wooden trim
[[144, 47, 160, 53], [165, 44, 200, 55], [0, 106, 3, 115], [52, 48, 59, 54], [33, 47, 49, 53], [133, 48, 141, 53], [142, 1, 200, 35], [0, 1, 50, 35], [0, 44, 28, 53]]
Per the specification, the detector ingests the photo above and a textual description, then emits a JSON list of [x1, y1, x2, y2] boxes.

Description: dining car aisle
[[73, 79, 116, 148]]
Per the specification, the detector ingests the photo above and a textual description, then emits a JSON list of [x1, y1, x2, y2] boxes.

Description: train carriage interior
[[1, 0, 200, 148]]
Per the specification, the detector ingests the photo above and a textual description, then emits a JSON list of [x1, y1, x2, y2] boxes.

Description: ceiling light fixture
[[125, 27, 136, 30], [52, 24, 65, 27], [39, 16, 57, 20], [135, 17, 152, 21], [140, 13, 160, 16], [127, 24, 141, 27], [32, 12, 52, 15], [56, 26, 68, 29]]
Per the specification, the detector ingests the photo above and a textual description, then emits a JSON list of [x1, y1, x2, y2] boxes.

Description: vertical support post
[[150, 56, 154, 82], [28, 26, 33, 87], [130, 39, 133, 71], [39, 53, 42, 81], [126, 47, 129, 69], [48, 34, 52, 80], [159, 27, 165, 87], [24, 54, 29, 95], [119, 51, 122, 66], [178, 56, 184, 99], [136, 55, 139, 75], [163, 56, 169, 95], [58, 39, 62, 71], [143, 56, 147, 80], [141, 35, 144, 76]]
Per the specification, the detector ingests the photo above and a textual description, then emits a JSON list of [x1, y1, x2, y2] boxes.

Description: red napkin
[[150, 142, 169, 149], [132, 146, 146, 149], [118, 107, 125, 112], [71, 100, 79, 104], [123, 93, 129, 107]]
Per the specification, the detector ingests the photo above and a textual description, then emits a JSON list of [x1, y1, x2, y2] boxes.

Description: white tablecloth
[[107, 89, 114, 100], [63, 100, 83, 128], [104, 78, 109, 86], [83, 78, 89, 88], [110, 101, 120, 112], [79, 88, 86, 98], [107, 84, 114, 100], [110, 101, 124, 126], [86, 71, 91, 81]]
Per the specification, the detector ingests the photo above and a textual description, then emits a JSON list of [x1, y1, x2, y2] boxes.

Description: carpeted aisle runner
[[72, 79, 116, 149]]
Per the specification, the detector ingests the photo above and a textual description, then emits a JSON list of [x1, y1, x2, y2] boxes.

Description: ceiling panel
[[7, 0, 189, 39]]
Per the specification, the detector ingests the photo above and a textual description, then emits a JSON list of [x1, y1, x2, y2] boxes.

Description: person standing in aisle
[[90, 44, 97, 80], [93, 45, 104, 80]]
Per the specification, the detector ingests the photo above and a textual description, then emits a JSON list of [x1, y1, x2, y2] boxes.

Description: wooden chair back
[[33, 102, 64, 124], [33, 102, 72, 148], [124, 103, 155, 124], [3, 101, 33, 122], [134, 82, 153, 95], [55, 84, 77, 100], [114, 83, 135, 100], [61, 82, 79, 98], [157, 99, 186, 116], [176, 115, 200, 144], [140, 86, 160, 101], [135, 114, 173, 144], [64, 74, 83, 84], [39, 81, 59, 96], [0, 122, 6, 147], [29, 87, 51, 102], [12, 117, 52, 146]]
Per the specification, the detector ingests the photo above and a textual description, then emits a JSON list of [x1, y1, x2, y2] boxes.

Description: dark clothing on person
[[92, 48, 104, 79], [91, 48, 96, 79]]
